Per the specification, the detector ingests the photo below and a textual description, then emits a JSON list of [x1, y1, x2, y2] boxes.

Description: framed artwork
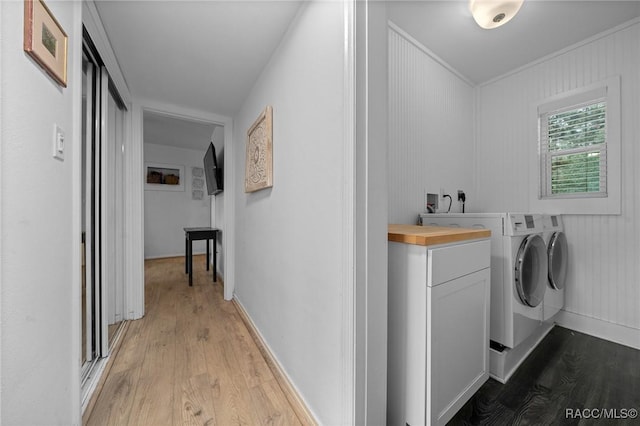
[[245, 106, 273, 193], [23, 0, 68, 87], [145, 163, 185, 191]]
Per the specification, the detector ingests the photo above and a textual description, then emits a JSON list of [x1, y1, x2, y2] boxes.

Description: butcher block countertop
[[388, 224, 491, 246]]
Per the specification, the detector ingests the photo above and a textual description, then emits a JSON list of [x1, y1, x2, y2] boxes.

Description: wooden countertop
[[388, 224, 491, 246]]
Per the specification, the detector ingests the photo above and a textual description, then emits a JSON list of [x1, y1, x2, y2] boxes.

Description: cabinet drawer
[[428, 239, 490, 286]]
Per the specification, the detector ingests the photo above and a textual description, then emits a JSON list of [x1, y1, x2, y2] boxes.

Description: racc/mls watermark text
[[566, 408, 638, 420]]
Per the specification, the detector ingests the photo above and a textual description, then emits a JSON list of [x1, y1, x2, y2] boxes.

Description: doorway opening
[[142, 110, 224, 276]]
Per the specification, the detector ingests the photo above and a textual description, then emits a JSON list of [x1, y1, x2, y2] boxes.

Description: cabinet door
[[426, 268, 490, 426]]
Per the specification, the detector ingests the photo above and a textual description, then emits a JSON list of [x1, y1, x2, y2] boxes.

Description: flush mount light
[[469, 0, 524, 29]]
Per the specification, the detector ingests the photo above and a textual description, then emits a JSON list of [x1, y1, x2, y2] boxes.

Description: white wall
[[232, 2, 349, 424], [475, 21, 640, 346], [211, 125, 224, 276], [388, 25, 476, 224], [1, 1, 82, 424], [144, 143, 211, 258]]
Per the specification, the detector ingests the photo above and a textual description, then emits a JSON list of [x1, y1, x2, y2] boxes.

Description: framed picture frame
[[245, 106, 273, 193], [23, 0, 68, 87], [145, 163, 185, 192]]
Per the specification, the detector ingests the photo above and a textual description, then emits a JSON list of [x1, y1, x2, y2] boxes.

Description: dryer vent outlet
[[425, 192, 438, 212]]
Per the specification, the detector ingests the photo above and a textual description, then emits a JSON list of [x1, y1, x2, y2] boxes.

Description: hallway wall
[[232, 2, 348, 424], [0, 1, 82, 424]]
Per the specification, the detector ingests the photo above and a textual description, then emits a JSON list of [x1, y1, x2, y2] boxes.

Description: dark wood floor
[[449, 326, 640, 425]]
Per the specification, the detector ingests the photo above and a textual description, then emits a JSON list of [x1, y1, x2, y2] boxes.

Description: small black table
[[184, 227, 219, 286]]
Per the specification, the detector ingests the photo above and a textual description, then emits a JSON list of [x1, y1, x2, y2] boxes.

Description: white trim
[[342, 1, 356, 425], [556, 310, 640, 350], [82, 0, 132, 104], [81, 356, 108, 414], [140, 100, 231, 127], [354, 3, 389, 424], [480, 17, 640, 87], [387, 20, 475, 88], [99, 66, 110, 356], [127, 102, 145, 320], [0, 1, 4, 420], [135, 99, 234, 303], [222, 118, 234, 301], [144, 252, 207, 260], [81, 321, 127, 417], [529, 76, 621, 215], [70, 2, 84, 422], [232, 296, 318, 423]]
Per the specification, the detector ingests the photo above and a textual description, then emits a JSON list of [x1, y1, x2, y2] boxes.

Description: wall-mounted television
[[203, 142, 223, 195]]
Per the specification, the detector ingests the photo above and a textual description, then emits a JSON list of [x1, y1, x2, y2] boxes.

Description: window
[[539, 99, 607, 198], [531, 77, 621, 215]]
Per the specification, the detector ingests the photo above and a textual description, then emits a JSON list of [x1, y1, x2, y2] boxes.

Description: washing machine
[[542, 214, 568, 322], [419, 213, 548, 349]]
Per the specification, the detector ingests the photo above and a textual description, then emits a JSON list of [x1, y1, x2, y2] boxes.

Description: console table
[[184, 227, 219, 286]]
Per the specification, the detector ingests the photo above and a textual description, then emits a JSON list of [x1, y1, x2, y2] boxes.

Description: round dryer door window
[[548, 231, 568, 290], [515, 234, 548, 307]]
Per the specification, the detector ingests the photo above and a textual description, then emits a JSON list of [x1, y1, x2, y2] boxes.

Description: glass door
[[81, 47, 100, 377], [81, 33, 127, 387], [104, 77, 127, 346]]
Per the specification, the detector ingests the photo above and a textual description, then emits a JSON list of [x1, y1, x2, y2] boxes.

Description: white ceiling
[[388, 0, 640, 85], [143, 111, 220, 151], [96, 1, 640, 151], [94, 0, 303, 117]]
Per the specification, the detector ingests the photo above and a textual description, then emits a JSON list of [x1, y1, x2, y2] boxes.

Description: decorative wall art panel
[[245, 106, 273, 193]]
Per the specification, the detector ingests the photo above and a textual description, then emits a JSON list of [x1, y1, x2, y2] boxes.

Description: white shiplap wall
[[475, 21, 640, 343], [388, 25, 475, 224]]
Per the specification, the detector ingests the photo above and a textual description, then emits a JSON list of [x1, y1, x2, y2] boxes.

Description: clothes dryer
[[419, 213, 547, 349], [542, 214, 568, 322]]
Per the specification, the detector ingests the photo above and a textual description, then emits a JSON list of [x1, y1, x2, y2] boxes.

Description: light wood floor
[[85, 256, 306, 425]]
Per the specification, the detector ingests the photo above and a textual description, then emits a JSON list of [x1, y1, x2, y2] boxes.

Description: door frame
[[133, 100, 234, 310]]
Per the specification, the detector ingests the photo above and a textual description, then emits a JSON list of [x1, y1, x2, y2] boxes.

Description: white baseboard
[[143, 253, 224, 282], [144, 252, 206, 260], [232, 296, 318, 425], [556, 310, 640, 350]]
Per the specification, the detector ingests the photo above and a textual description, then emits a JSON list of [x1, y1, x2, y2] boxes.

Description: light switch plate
[[53, 124, 65, 161]]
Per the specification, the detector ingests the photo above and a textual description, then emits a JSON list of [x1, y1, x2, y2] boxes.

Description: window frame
[[529, 76, 621, 215], [540, 97, 607, 199]]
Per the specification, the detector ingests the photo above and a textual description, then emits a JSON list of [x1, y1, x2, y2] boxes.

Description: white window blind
[[539, 97, 607, 199]]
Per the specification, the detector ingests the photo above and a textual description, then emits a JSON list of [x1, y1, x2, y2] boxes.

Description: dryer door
[[548, 231, 568, 290], [515, 234, 548, 307]]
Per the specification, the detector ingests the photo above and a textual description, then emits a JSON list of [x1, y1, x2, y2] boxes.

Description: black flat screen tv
[[203, 142, 223, 195]]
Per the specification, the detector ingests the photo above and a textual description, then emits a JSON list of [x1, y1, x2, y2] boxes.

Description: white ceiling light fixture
[[469, 0, 524, 29]]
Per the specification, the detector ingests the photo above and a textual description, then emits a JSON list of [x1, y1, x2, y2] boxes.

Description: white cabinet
[[387, 238, 491, 426]]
